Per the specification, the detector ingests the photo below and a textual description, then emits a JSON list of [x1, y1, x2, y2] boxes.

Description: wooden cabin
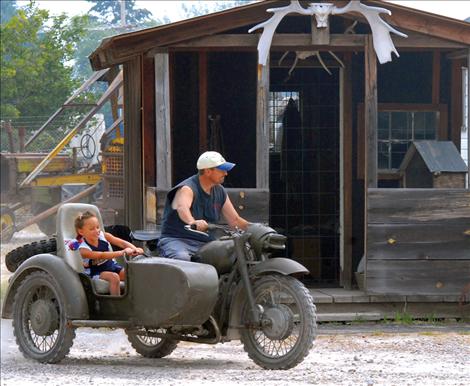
[[399, 141, 467, 188], [89, 0, 470, 297]]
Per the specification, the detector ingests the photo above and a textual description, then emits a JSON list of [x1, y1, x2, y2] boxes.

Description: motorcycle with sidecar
[[1, 203, 317, 370]]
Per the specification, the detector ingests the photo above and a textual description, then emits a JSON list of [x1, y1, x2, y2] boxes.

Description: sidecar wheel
[[126, 329, 178, 358], [240, 275, 316, 370], [12, 271, 76, 363]]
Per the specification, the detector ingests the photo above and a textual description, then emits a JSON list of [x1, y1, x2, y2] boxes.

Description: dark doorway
[[269, 67, 340, 286]]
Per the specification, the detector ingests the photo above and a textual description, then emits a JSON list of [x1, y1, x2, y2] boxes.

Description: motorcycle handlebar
[[186, 223, 232, 235]]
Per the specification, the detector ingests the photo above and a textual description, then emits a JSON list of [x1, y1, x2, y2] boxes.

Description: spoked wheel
[[12, 271, 75, 363], [126, 328, 178, 358], [240, 275, 317, 370]]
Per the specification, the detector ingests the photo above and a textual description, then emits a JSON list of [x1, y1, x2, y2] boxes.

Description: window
[[269, 91, 300, 152], [378, 111, 438, 170]]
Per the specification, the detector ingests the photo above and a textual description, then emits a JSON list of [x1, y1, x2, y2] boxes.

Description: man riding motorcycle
[[158, 151, 249, 261]]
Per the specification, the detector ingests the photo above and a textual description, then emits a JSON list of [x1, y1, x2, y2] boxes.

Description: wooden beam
[[432, 51, 441, 105], [123, 56, 143, 229], [447, 49, 469, 60], [451, 60, 464, 149], [364, 0, 470, 45], [256, 61, 269, 190], [150, 34, 364, 51], [151, 33, 465, 51], [311, 19, 330, 45], [155, 52, 172, 190], [365, 35, 378, 189], [199, 51, 208, 153]]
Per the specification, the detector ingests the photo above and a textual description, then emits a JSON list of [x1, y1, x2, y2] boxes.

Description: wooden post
[[365, 35, 378, 189], [340, 53, 353, 289], [123, 56, 143, 230], [467, 48, 470, 189], [256, 61, 269, 189], [142, 55, 156, 188], [432, 51, 441, 105], [199, 51, 208, 152], [364, 35, 378, 291], [5, 121, 15, 153], [18, 127, 25, 152], [155, 51, 172, 190]]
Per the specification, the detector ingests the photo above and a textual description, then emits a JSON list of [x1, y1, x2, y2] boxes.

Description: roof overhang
[[89, 0, 470, 70]]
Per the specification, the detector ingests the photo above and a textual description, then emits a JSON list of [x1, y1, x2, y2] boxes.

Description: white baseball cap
[[197, 151, 235, 171]]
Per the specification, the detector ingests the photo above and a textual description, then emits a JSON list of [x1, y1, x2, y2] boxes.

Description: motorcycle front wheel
[[240, 274, 317, 370]]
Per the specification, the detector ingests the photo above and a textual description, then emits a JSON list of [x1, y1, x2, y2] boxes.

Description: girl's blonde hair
[[74, 211, 97, 236]]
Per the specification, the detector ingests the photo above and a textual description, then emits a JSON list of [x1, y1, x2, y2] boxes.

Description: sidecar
[[1, 203, 219, 363]]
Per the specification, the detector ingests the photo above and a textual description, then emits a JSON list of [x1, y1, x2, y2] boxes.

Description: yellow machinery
[[0, 69, 124, 242]]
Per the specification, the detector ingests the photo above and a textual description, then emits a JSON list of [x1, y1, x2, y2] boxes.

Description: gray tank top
[[160, 174, 227, 242]]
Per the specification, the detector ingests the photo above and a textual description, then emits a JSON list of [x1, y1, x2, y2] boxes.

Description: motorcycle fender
[[1, 254, 89, 320], [226, 258, 309, 340], [250, 258, 309, 276]]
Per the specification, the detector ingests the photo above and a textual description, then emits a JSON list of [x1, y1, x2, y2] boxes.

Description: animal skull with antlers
[[249, 0, 407, 66]]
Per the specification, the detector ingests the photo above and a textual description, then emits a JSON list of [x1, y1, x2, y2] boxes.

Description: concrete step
[[317, 312, 382, 322]]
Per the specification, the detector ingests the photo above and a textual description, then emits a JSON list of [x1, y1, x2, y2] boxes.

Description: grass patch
[[394, 311, 413, 324]]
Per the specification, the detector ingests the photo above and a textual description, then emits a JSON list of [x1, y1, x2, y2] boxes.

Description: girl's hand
[[135, 247, 144, 255], [123, 247, 134, 256]]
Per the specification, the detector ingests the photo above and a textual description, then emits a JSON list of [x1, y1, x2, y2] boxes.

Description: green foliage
[[0, 2, 88, 122], [1, 0, 17, 24], [393, 311, 413, 324]]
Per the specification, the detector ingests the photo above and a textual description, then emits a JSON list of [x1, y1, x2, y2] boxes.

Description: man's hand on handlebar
[[190, 219, 208, 232]]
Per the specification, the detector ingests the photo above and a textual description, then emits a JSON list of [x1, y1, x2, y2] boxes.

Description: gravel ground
[[1, 319, 469, 386], [1, 230, 470, 386]]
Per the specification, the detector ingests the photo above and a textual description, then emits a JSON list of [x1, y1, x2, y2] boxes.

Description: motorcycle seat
[[130, 229, 161, 242], [57, 203, 124, 295], [92, 277, 125, 295]]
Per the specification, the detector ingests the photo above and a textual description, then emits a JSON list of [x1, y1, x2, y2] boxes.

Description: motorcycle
[[2, 203, 316, 370]]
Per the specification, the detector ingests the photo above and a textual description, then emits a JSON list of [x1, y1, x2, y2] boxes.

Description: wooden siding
[[156, 188, 269, 225], [366, 189, 470, 295]]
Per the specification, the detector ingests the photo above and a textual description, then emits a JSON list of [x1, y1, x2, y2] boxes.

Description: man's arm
[[172, 186, 208, 231], [222, 195, 249, 230]]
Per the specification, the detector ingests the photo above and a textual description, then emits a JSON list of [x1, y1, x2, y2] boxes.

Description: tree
[[1, 0, 17, 24], [86, 0, 153, 26], [0, 3, 88, 120], [180, 1, 253, 19], [72, 1, 164, 81]]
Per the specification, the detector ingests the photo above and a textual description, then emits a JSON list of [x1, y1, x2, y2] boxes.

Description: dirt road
[[1, 231, 469, 385], [1, 318, 469, 386]]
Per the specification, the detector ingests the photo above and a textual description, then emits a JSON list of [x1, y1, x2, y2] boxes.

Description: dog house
[[399, 141, 468, 188]]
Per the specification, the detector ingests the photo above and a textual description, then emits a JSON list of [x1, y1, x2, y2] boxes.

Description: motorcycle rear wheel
[[240, 274, 317, 370], [126, 328, 178, 358]]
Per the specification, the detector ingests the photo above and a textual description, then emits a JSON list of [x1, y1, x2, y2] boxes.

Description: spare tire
[[5, 238, 57, 273]]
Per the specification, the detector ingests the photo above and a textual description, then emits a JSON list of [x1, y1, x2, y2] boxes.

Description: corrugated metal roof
[[402, 141, 468, 173]]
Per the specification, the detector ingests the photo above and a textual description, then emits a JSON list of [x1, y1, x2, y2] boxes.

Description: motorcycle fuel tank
[[128, 257, 219, 326]]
